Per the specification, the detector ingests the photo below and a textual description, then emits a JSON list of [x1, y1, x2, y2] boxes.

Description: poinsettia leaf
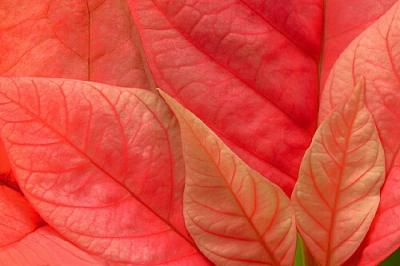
[[0, 0, 157, 188], [0, 185, 105, 266], [160, 89, 296, 266], [0, 0, 154, 89], [320, 0, 398, 86], [293, 81, 385, 266], [3, 0, 394, 199], [320, 2, 400, 264], [0, 77, 209, 265], [127, 0, 323, 194]]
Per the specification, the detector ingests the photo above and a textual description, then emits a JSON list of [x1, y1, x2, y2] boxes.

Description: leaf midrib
[[325, 102, 358, 266], [141, 0, 314, 133], [179, 110, 284, 266], [0, 82, 196, 250]]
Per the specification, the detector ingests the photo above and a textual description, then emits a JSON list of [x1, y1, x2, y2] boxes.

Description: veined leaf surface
[[0, 77, 209, 265], [1, 0, 396, 198], [293, 82, 385, 266], [320, 2, 400, 264], [128, 0, 323, 194], [0, 185, 105, 266], [320, 0, 398, 85], [0, 0, 156, 187], [0, 0, 154, 89], [160, 90, 296, 266]]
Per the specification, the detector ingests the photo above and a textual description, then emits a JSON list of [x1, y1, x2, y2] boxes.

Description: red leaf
[[320, 2, 400, 264], [160, 89, 296, 266], [127, 0, 323, 194], [0, 77, 209, 265], [0, 185, 42, 246], [237, 1, 323, 59], [0, 185, 105, 266], [0, 0, 154, 89], [3, 0, 395, 198], [320, 0, 398, 86], [1, 1, 399, 264], [294, 81, 385, 266]]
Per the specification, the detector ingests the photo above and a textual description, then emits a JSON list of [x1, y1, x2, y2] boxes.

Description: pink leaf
[[160, 90, 296, 266], [320, 0, 398, 86], [0, 77, 209, 265], [0, 185, 105, 266], [320, 3, 400, 263], [294, 81, 385, 266]]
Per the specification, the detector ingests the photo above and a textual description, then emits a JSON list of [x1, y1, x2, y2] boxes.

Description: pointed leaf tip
[[160, 91, 297, 266], [320, 3, 400, 263], [293, 82, 385, 266]]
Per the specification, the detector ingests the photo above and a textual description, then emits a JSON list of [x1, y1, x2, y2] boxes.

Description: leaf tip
[[157, 88, 175, 105]]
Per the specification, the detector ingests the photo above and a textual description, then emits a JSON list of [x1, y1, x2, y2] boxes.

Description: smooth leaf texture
[[293, 82, 385, 266], [0, 77, 209, 265], [320, 2, 400, 264], [160, 90, 296, 266], [0, 185, 105, 266], [0, 0, 154, 89], [128, 0, 323, 194]]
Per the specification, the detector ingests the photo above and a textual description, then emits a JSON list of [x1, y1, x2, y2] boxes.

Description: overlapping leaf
[[2, 0, 396, 200], [128, 0, 322, 194], [320, 2, 400, 264], [0, 185, 105, 266], [0, 77, 209, 265], [0, 0, 158, 187], [161, 90, 296, 266], [294, 82, 385, 266], [320, 0, 398, 85], [0, 0, 400, 264]]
